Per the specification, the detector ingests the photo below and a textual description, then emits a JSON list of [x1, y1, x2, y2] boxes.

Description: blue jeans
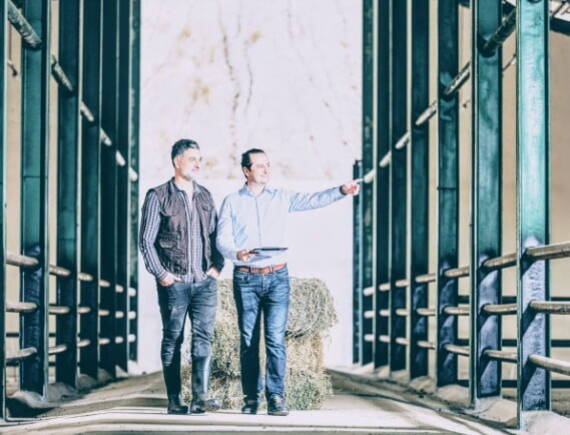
[[157, 277, 217, 399], [233, 266, 290, 401]]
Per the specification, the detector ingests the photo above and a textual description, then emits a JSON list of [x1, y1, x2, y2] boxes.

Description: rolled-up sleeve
[[139, 190, 168, 280], [288, 186, 345, 212], [216, 197, 239, 261]]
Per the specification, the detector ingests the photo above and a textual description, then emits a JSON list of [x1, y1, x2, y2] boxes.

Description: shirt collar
[[239, 183, 275, 197], [170, 177, 201, 194]]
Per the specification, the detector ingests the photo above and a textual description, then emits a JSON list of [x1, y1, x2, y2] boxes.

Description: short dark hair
[[241, 148, 265, 169], [171, 139, 200, 165]]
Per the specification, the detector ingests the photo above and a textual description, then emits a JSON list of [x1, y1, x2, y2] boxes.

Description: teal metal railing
[[0, 0, 141, 420], [354, 0, 570, 430]]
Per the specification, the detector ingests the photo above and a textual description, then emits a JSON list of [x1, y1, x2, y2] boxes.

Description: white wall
[[136, 0, 361, 374]]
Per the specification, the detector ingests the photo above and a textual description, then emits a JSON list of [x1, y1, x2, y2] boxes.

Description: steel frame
[[354, 0, 567, 429]]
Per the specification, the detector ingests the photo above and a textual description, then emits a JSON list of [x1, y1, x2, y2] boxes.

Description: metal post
[[374, 0, 390, 368], [517, 0, 550, 428], [56, 0, 83, 389], [470, 0, 502, 404], [362, 0, 374, 365], [353, 160, 363, 364], [80, 0, 102, 380], [100, 0, 120, 377], [0, 0, 7, 419], [408, 0, 429, 380], [19, 0, 50, 395], [389, 0, 407, 373], [129, 0, 141, 362], [116, 0, 132, 372], [436, 0, 459, 387]]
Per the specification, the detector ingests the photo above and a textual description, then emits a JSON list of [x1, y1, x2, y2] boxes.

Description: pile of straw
[[181, 277, 336, 410]]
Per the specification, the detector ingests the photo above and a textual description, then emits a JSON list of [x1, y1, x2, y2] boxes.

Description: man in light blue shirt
[[216, 148, 359, 416]]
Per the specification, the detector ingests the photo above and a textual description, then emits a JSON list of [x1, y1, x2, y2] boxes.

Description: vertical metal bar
[[116, 0, 132, 372], [353, 160, 363, 364], [80, 0, 102, 380], [408, 0, 430, 380], [19, 0, 50, 395], [436, 0, 459, 387], [100, 0, 120, 377], [389, 0, 407, 373], [517, 0, 550, 428], [56, 0, 83, 389], [129, 0, 141, 362], [470, 0, 502, 404], [0, 0, 7, 419], [361, 0, 374, 365], [374, 0, 390, 368]]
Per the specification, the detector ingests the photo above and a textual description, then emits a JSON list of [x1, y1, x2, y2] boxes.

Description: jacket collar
[[169, 177, 202, 195]]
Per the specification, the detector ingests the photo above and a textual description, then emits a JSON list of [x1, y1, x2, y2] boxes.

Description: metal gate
[[353, 0, 570, 429], [0, 0, 141, 419]]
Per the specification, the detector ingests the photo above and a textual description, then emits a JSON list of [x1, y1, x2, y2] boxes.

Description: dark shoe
[[167, 395, 189, 415], [241, 399, 258, 415], [190, 397, 222, 414], [267, 395, 289, 416]]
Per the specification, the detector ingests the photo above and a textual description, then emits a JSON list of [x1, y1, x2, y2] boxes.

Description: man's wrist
[[339, 185, 347, 195], [157, 270, 169, 281]]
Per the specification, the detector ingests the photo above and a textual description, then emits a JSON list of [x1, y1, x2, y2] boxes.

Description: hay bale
[[285, 369, 333, 410], [286, 278, 337, 338], [209, 280, 241, 378], [182, 277, 336, 410]]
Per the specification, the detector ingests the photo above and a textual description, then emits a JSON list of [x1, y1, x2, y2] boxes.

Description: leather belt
[[236, 263, 287, 275]]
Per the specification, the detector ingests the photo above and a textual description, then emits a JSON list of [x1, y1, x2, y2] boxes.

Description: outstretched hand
[[341, 180, 360, 196]]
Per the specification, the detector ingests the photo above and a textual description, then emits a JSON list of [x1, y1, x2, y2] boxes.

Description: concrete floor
[[0, 372, 510, 434]]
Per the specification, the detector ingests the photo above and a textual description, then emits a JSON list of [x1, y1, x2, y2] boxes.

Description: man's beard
[[181, 170, 197, 181]]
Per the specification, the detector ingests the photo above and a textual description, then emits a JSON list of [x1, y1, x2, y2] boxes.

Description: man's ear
[[173, 156, 179, 169], [242, 167, 249, 179]]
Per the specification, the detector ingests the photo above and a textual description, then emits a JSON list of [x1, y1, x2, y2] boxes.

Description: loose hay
[[182, 277, 336, 410], [286, 278, 337, 338]]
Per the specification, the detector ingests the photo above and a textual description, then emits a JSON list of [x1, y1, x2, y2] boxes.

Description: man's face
[[174, 148, 202, 181], [244, 152, 270, 184]]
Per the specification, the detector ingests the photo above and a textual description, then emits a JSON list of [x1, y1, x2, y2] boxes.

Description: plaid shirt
[[139, 181, 207, 283]]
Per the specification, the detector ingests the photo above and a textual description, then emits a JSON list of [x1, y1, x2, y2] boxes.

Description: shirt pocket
[[157, 233, 178, 249]]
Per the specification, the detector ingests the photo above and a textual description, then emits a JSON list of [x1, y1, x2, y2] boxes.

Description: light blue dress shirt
[[216, 184, 345, 267]]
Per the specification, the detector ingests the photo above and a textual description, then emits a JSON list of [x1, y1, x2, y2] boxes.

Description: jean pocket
[[233, 271, 251, 285], [275, 267, 289, 279], [206, 275, 218, 290]]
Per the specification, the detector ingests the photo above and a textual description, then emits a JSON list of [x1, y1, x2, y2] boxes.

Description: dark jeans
[[157, 276, 217, 399], [233, 266, 290, 401]]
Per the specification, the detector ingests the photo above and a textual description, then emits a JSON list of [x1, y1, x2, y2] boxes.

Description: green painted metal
[[408, 0, 429, 380], [374, 0, 390, 368], [361, 0, 374, 365], [516, 0, 550, 427], [470, 0, 502, 404], [480, 8, 516, 57], [56, 0, 83, 389], [116, 0, 132, 371], [389, 0, 407, 372], [80, 0, 102, 380], [100, 0, 120, 377], [353, 160, 363, 364], [0, 0, 7, 419], [19, 0, 50, 395], [129, 0, 141, 362], [7, 0, 41, 50], [436, 0, 459, 387]]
